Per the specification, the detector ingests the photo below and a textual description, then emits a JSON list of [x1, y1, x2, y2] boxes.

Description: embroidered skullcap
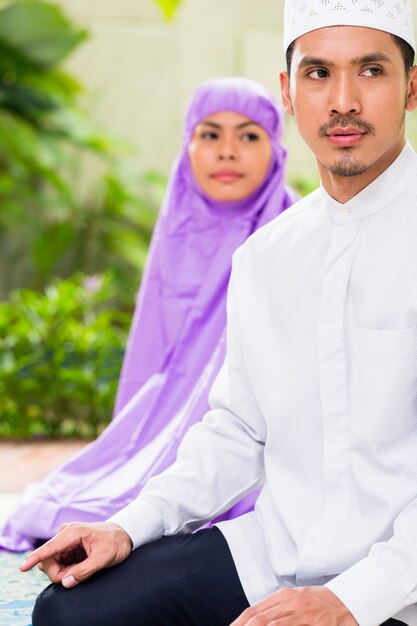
[[283, 0, 416, 53]]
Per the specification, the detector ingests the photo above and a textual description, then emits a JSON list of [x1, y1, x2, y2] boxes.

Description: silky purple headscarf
[[1, 78, 297, 552], [114, 77, 295, 413]]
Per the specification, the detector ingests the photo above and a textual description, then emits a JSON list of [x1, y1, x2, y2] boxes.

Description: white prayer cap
[[283, 0, 416, 53]]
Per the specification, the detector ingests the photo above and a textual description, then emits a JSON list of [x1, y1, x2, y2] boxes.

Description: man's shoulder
[[235, 188, 321, 262]]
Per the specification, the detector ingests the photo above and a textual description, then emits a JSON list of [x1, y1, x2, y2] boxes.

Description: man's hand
[[19, 521, 133, 588], [230, 586, 358, 626]]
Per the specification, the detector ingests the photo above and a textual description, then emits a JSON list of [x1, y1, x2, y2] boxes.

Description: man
[[22, 1, 417, 625]]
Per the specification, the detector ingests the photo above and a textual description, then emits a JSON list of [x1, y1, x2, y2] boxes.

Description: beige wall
[[59, 0, 417, 186]]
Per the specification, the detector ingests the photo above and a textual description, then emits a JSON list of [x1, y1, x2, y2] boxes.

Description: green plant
[[0, 0, 163, 302], [289, 174, 320, 197], [0, 273, 131, 438]]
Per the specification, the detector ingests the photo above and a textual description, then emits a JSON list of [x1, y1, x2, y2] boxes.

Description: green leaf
[[32, 222, 76, 276], [153, 0, 182, 20], [0, 2, 88, 66]]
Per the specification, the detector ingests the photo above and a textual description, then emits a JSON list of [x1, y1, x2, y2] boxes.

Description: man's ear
[[406, 65, 417, 112], [280, 70, 294, 116]]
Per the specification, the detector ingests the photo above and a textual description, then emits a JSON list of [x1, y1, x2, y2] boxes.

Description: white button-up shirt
[[111, 143, 417, 626]]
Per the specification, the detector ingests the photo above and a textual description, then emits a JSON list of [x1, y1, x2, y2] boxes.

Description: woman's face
[[188, 111, 273, 202]]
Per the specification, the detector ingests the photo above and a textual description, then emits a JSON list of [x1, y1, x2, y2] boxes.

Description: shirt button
[[340, 208, 351, 218]]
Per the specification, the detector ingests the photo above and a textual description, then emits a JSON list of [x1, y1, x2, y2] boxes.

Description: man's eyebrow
[[297, 52, 392, 70], [298, 56, 334, 69], [351, 52, 393, 65]]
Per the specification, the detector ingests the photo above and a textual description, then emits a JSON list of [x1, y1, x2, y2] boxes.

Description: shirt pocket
[[349, 325, 417, 444]]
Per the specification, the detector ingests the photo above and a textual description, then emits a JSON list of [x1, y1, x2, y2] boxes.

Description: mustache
[[319, 116, 375, 137]]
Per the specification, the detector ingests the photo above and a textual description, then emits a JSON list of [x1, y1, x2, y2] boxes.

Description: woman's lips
[[327, 127, 366, 147], [211, 171, 244, 183]]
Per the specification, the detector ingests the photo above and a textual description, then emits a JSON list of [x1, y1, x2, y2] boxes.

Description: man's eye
[[361, 67, 383, 77], [308, 68, 328, 79]]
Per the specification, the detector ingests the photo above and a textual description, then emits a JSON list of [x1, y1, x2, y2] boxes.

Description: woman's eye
[[308, 68, 329, 79], [241, 132, 260, 142], [361, 67, 383, 77], [201, 131, 219, 140]]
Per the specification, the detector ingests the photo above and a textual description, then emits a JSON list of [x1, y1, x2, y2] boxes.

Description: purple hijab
[[1, 77, 297, 552]]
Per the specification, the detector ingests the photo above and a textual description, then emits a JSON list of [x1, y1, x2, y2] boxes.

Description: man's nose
[[328, 74, 361, 116]]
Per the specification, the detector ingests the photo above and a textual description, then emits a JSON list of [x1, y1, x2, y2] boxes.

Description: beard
[[326, 149, 369, 177], [318, 115, 375, 177], [318, 110, 406, 177]]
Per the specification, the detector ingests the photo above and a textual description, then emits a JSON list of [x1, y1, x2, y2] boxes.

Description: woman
[[1, 77, 296, 552]]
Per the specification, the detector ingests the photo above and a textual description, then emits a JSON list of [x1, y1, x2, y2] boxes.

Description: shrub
[[0, 0, 163, 302], [0, 273, 131, 438]]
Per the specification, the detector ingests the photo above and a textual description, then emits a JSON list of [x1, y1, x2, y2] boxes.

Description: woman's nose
[[218, 135, 237, 160]]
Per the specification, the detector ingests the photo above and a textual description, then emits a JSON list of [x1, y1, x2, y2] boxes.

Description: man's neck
[[318, 141, 406, 204], [320, 173, 373, 204]]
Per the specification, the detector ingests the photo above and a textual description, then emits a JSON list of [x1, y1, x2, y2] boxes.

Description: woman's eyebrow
[[200, 120, 260, 130], [200, 121, 221, 129], [236, 120, 260, 129]]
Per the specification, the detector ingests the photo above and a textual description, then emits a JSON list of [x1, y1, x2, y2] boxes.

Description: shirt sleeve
[[108, 253, 267, 549], [326, 498, 417, 625]]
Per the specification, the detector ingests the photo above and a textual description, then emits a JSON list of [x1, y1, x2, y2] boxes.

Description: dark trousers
[[32, 527, 408, 626]]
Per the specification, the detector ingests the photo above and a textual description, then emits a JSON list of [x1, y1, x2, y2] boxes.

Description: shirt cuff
[[108, 499, 164, 550], [325, 558, 407, 626]]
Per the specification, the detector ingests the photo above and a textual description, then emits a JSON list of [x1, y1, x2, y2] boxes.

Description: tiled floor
[[0, 440, 88, 626], [0, 551, 46, 626]]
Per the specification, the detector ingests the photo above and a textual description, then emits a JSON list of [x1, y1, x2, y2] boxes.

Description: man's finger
[[230, 593, 284, 625], [38, 556, 68, 584], [62, 573, 78, 589], [60, 556, 100, 587], [20, 531, 81, 572]]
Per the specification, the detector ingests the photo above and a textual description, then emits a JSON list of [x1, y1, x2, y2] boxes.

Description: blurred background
[[1, 0, 416, 441]]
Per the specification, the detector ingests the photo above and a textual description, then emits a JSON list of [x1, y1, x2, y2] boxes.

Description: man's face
[[280, 26, 417, 191]]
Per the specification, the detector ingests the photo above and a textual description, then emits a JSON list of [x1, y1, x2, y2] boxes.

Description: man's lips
[[326, 126, 367, 146], [211, 170, 243, 183]]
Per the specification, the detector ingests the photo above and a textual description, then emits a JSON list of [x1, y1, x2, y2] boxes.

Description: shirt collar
[[320, 142, 417, 223]]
